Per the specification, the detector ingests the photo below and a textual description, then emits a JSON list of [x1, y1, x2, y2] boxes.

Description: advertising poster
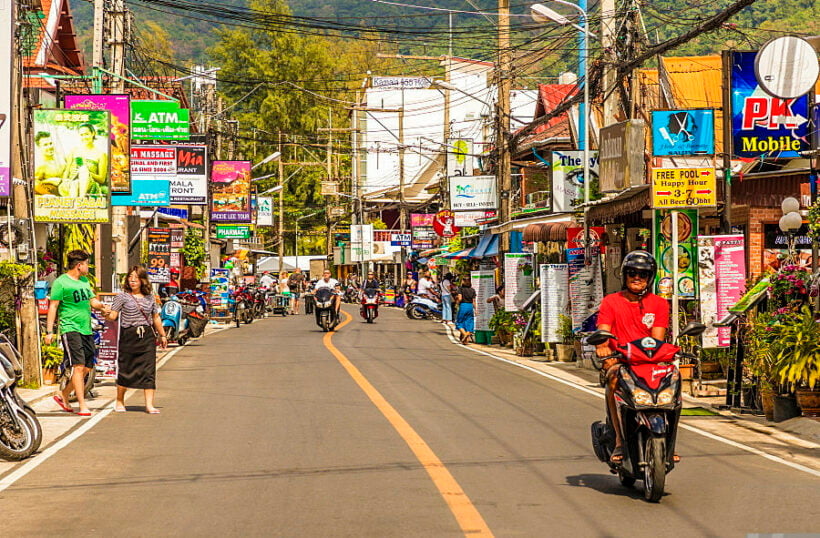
[[504, 253, 534, 311], [433, 210, 460, 238], [174, 145, 207, 204], [762, 223, 812, 271], [651, 167, 717, 209], [449, 175, 498, 211], [411, 213, 436, 250], [651, 109, 715, 156], [551, 150, 599, 213], [698, 237, 718, 347], [147, 228, 171, 284], [540, 264, 569, 343], [567, 247, 604, 332], [96, 293, 119, 378], [730, 51, 810, 158], [210, 268, 231, 317], [566, 226, 606, 252], [211, 161, 251, 222], [32, 109, 111, 222], [65, 94, 131, 193], [654, 209, 698, 298], [256, 196, 274, 226], [699, 235, 746, 348], [130, 100, 190, 140], [454, 210, 497, 227], [0, 0, 11, 197], [447, 138, 474, 176], [472, 270, 496, 332]]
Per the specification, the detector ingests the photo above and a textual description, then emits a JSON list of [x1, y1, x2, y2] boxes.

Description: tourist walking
[[107, 266, 167, 414], [440, 272, 454, 325], [455, 276, 476, 344], [288, 267, 306, 314]]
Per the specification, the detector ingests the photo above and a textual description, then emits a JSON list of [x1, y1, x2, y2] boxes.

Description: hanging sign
[[472, 270, 496, 332], [433, 210, 461, 238], [256, 196, 274, 226], [147, 228, 171, 284], [449, 176, 497, 211], [32, 109, 111, 223], [216, 225, 252, 240], [651, 168, 717, 209], [454, 210, 497, 227], [411, 213, 436, 249], [111, 178, 170, 206], [651, 109, 715, 156], [504, 253, 534, 311], [350, 224, 374, 262], [390, 233, 411, 247], [173, 146, 207, 204], [654, 209, 698, 298], [540, 264, 569, 343], [211, 161, 252, 222], [65, 94, 131, 193], [130, 100, 190, 140], [551, 150, 600, 212]]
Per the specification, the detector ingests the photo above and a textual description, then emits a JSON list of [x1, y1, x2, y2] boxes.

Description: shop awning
[[482, 235, 499, 257], [522, 222, 570, 242], [584, 185, 650, 223], [443, 248, 473, 259], [419, 247, 446, 257], [470, 233, 500, 259]]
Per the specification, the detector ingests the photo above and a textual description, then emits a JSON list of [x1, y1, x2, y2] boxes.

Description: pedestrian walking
[[106, 266, 167, 414], [440, 272, 454, 325], [401, 273, 416, 307], [288, 267, 306, 314], [46, 250, 110, 416], [455, 276, 476, 344]]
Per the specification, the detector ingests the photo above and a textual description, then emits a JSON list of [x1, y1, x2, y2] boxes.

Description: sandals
[[610, 446, 624, 464], [54, 395, 74, 413]]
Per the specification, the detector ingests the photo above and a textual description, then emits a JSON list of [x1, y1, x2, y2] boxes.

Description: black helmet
[[621, 250, 657, 292]]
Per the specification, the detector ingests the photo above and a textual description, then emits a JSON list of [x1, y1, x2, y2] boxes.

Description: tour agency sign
[[449, 175, 497, 211], [728, 51, 810, 158], [32, 109, 111, 223]]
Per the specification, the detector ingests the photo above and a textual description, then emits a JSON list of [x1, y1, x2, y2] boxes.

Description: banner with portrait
[[210, 161, 251, 223], [32, 109, 111, 223]]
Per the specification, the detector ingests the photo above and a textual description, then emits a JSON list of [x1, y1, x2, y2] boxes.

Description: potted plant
[[41, 340, 63, 385], [555, 314, 575, 362], [745, 310, 781, 420], [489, 310, 514, 346], [772, 306, 820, 418]]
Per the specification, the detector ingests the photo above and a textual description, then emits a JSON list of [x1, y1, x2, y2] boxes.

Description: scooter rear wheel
[[0, 406, 38, 460]]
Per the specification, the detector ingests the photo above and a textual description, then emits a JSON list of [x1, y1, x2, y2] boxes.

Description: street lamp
[[779, 197, 803, 261], [531, 1, 592, 249], [251, 151, 281, 170]]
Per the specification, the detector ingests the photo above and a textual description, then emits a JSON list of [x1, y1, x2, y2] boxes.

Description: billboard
[[210, 161, 252, 222], [0, 1, 13, 197], [174, 146, 207, 204], [599, 120, 645, 193], [449, 175, 497, 211], [729, 51, 810, 159], [65, 95, 131, 193], [551, 150, 599, 213], [131, 100, 190, 140], [651, 109, 715, 156], [650, 168, 717, 209], [32, 109, 111, 222]]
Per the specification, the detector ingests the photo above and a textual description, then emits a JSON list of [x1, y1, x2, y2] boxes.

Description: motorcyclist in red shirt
[[595, 251, 670, 464]]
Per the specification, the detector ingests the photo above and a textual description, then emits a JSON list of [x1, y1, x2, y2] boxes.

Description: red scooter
[[586, 321, 705, 502], [359, 288, 381, 323]]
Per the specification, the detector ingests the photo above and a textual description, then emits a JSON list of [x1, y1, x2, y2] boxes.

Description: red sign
[[567, 227, 606, 252], [433, 210, 460, 238]]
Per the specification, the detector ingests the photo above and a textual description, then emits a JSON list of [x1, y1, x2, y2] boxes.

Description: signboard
[[654, 209, 698, 298], [174, 146, 207, 204], [111, 177, 170, 206], [472, 270, 496, 332], [504, 253, 534, 311], [567, 247, 604, 332], [814, 103, 820, 152], [147, 228, 171, 284], [651, 109, 715, 156], [65, 94, 131, 193], [211, 161, 252, 222], [351, 224, 374, 262], [729, 51, 810, 158], [256, 196, 274, 226], [599, 120, 645, 193], [449, 175, 497, 211], [447, 138, 474, 177], [371, 76, 431, 89], [390, 233, 411, 247], [433, 210, 460, 238], [651, 168, 717, 209], [32, 109, 111, 223], [170, 227, 184, 248], [0, 0, 11, 196], [157, 206, 188, 219], [540, 264, 569, 343], [96, 294, 119, 378], [130, 100, 190, 140], [551, 150, 599, 212], [698, 235, 746, 348], [209, 268, 231, 317], [566, 226, 606, 251], [454, 210, 497, 227], [216, 225, 252, 240], [762, 223, 812, 271], [411, 213, 436, 250]]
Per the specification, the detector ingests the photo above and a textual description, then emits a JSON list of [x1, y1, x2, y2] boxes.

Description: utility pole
[[441, 56, 451, 209], [277, 131, 284, 272], [497, 0, 512, 252], [398, 99, 407, 282], [326, 112, 334, 270], [109, 0, 128, 290], [600, 0, 618, 125], [10, 1, 41, 386]]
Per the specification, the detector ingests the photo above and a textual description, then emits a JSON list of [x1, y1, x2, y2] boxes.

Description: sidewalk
[[442, 324, 820, 469]]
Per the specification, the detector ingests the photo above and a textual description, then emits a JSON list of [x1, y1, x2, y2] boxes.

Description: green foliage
[[41, 340, 63, 369], [558, 314, 574, 344], [489, 309, 514, 334], [370, 218, 387, 230], [0, 261, 35, 343], [182, 228, 206, 278], [744, 309, 780, 390], [771, 306, 820, 390]]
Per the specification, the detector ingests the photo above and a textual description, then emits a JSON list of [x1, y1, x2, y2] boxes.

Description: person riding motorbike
[[362, 271, 380, 292], [314, 269, 342, 317], [595, 250, 670, 464]]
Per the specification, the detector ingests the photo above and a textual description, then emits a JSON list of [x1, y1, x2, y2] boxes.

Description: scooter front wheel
[[0, 405, 38, 460], [643, 436, 666, 502]]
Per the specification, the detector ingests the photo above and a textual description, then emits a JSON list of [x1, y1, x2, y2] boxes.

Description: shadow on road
[[565, 473, 645, 500]]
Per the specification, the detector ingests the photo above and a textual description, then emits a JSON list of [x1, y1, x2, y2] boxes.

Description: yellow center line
[[323, 311, 494, 537]]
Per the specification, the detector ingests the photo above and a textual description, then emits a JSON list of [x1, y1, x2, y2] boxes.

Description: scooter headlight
[[632, 388, 655, 406], [657, 387, 675, 406]]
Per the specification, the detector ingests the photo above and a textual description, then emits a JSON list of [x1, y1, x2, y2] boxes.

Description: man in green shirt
[[45, 250, 109, 416]]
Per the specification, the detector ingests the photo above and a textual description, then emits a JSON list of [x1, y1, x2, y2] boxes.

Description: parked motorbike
[[162, 291, 209, 345], [230, 286, 256, 328], [343, 285, 359, 304], [0, 333, 42, 460], [314, 288, 339, 332], [405, 294, 442, 320], [586, 322, 706, 502], [359, 288, 381, 323], [250, 285, 267, 319]]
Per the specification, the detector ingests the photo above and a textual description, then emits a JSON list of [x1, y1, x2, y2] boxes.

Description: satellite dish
[[755, 36, 819, 99]]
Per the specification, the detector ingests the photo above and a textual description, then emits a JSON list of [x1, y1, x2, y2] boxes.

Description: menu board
[[209, 268, 231, 318], [504, 253, 534, 311], [96, 293, 119, 378], [540, 264, 569, 343], [472, 270, 496, 332], [654, 209, 698, 298], [567, 247, 604, 332], [699, 235, 746, 347]]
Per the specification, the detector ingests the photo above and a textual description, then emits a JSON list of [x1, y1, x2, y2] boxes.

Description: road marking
[[0, 335, 192, 493], [444, 325, 820, 479], [325, 312, 494, 537]]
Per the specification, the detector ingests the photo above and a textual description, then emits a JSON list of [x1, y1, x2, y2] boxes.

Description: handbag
[[126, 294, 159, 343]]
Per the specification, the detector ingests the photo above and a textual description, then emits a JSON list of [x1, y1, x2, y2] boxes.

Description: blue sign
[[158, 206, 188, 219], [111, 178, 171, 206], [390, 233, 412, 247], [730, 51, 810, 159], [652, 109, 715, 156]]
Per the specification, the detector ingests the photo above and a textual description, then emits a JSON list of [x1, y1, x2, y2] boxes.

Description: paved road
[[1, 306, 818, 537]]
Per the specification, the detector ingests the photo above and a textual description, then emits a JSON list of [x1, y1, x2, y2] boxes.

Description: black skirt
[[117, 326, 157, 389]]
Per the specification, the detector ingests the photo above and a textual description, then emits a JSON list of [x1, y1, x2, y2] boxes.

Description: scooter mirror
[[585, 330, 615, 346], [678, 322, 707, 338]]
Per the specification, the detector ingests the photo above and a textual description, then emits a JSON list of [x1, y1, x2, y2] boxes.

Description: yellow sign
[[651, 168, 717, 209]]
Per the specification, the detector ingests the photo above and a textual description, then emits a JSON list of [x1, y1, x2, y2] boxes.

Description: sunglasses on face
[[625, 269, 651, 279]]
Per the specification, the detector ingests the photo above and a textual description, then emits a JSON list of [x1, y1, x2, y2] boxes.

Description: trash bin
[[475, 330, 493, 345]]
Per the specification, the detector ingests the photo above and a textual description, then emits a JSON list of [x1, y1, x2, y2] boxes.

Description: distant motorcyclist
[[362, 271, 380, 291], [314, 269, 342, 316], [595, 251, 669, 464]]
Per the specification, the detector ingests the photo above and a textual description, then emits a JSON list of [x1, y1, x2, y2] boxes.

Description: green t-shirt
[[50, 274, 94, 335]]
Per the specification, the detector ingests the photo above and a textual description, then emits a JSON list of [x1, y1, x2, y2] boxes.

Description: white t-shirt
[[259, 275, 275, 288], [440, 278, 452, 297], [417, 277, 435, 297], [314, 278, 340, 291]]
